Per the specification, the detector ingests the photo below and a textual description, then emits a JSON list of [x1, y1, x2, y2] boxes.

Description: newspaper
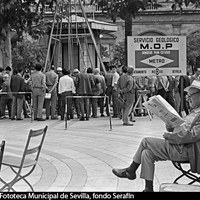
[[143, 95, 185, 128]]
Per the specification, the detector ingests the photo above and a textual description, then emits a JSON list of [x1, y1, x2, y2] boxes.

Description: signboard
[[127, 36, 187, 76]]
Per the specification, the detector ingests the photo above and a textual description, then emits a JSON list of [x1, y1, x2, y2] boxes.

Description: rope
[[65, 95, 108, 99], [0, 92, 32, 95]]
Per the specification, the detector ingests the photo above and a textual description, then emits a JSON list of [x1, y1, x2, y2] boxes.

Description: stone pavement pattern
[[0, 115, 193, 192]]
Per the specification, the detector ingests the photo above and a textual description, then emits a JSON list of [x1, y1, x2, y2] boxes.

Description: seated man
[[112, 80, 200, 192]]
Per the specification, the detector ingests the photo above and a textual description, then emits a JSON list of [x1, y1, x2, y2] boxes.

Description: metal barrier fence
[[0, 93, 113, 130], [65, 96, 112, 131]]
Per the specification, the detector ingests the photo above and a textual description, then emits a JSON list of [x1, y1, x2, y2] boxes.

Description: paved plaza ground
[[0, 113, 197, 192]]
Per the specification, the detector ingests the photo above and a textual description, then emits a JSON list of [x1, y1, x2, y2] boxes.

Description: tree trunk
[[4, 24, 12, 68], [124, 12, 133, 67]]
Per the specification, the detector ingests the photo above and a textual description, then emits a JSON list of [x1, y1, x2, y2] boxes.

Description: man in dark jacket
[[0, 73, 12, 119], [104, 66, 114, 116], [10, 68, 25, 120], [75, 70, 94, 121], [112, 80, 200, 192], [87, 67, 100, 118], [178, 75, 191, 116]]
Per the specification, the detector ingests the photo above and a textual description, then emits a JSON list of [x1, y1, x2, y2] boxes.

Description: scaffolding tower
[[43, 0, 106, 73]]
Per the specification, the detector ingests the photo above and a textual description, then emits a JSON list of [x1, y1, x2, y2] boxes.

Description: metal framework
[[44, 0, 106, 73]]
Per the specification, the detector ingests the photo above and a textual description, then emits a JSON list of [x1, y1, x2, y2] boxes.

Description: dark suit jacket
[[10, 74, 25, 98], [0, 75, 3, 90], [75, 73, 93, 95]]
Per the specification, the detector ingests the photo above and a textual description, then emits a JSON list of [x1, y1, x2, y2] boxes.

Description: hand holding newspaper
[[143, 95, 185, 128]]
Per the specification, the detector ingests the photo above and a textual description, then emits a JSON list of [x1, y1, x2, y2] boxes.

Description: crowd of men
[[0, 63, 198, 124]]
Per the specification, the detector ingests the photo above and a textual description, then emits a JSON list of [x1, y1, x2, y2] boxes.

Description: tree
[[187, 30, 200, 73], [91, 0, 200, 67], [110, 41, 126, 67], [12, 38, 47, 70], [171, 0, 200, 14], [90, 0, 147, 66], [0, 0, 56, 68]]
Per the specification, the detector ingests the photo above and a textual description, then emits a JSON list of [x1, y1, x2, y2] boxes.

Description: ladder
[[43, 0, 106, 74]]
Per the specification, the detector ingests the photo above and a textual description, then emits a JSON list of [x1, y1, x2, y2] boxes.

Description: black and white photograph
[[0, 0, 200, 195]]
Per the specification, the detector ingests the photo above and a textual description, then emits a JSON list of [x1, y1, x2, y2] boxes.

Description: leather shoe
[[16, 118, 23, 120], [51, 117, 59, 120], [37, 118, 46, 121], [123, 123, 133, 126], [112, 168, 136, 180], [80, 117, 85, 121]]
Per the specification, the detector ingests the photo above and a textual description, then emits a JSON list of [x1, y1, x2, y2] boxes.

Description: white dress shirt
[[58, 75, 75, 94], [112, 72, 120, 87]]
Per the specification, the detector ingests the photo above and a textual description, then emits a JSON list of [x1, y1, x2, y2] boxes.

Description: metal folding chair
[[172, 161, 200, 185], [0, 126, 48, 192], [0, 141, 5, 172]]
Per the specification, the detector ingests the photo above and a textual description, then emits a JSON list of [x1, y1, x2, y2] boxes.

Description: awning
[[57, 15, 118, 32]]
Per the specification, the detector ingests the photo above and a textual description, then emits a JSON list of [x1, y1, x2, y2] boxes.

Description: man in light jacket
[[117, 66, 135, 126], [112, 80, 200, 192]]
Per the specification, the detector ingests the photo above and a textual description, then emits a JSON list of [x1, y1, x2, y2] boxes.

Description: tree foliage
[[187, 31, 200, 69], [0, 0, 57, 68], [90, 0, 146, 23], [89, 0, 146, 66], [0, 0, 52, 40], [12, 39, 47, 70], [171, 0, 200, 13], [110, 41, 126, 67]]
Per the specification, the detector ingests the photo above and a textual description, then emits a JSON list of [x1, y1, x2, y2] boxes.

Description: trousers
[[122, 100, 134, 124], [45, 88, 57, 118], [32, 88, 45, 119], [11, 96, 24, 119], [133, 137, 189, 181]]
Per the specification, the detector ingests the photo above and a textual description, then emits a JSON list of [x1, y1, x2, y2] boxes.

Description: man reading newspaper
[[112, 80, 200, 192]]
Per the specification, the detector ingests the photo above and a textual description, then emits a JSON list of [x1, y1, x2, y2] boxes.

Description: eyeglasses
[[187, 91, 200, 98]]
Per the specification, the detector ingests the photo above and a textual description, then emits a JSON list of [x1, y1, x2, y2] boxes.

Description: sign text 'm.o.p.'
[[127, 36, 187, 76]]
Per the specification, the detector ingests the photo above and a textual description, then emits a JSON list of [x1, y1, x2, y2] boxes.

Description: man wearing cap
[[112, 80, 200, 192]]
